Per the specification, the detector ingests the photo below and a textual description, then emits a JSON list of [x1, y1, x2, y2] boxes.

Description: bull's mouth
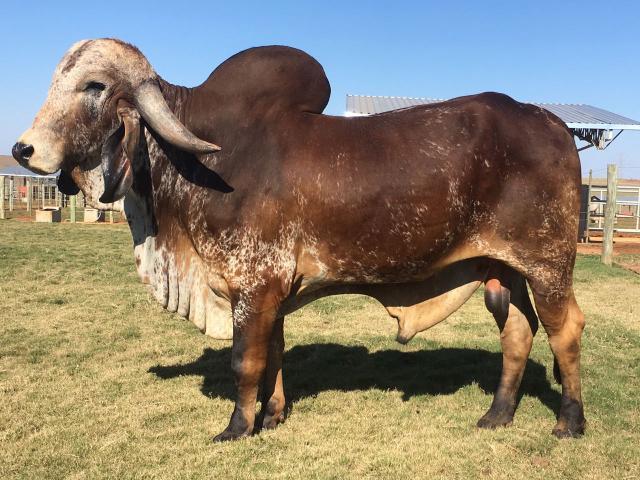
[[25, 164, 53, 176], [12, 150, 54, 176], [99, 160, 133, 203]]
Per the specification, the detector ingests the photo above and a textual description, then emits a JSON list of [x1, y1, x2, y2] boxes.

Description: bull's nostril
[[22, 144, 34, 158], [11, 142, 34, 163], [21, 144, 34, 160]]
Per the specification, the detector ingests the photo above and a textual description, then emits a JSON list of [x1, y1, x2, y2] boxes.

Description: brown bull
[[13, 39, 586, 441]]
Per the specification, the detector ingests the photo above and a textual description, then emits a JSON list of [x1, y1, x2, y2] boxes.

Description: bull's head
[[12, 38, 220, 206]]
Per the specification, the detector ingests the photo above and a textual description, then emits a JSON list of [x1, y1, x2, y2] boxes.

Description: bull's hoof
[[553, 398, 586, 438], [477, 410, 514, 429], [255, 404, 286, 433], [552, 418, 586, 439], [212, 427, 252, 443], [261, 411, 285, 430]]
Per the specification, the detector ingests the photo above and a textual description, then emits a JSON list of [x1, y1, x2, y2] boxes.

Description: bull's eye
[[83, 81, 106, 93]]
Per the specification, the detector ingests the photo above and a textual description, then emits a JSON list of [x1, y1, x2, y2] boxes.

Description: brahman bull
[[13, 39, 586, 441]]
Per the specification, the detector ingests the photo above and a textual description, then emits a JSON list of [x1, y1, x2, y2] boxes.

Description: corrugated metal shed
[[345, 94, 640, 149], [346, 95, 640, 128]]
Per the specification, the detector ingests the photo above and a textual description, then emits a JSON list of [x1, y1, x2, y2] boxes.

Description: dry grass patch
[[1, 221, 639, 479]]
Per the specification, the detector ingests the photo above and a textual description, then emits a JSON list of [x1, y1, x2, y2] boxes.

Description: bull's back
[[278, 93, 580, 282]]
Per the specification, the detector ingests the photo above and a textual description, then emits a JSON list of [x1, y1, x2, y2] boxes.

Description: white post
[[70, 195, 76, 223], [26, 177, 32, 213], [9, 176, 15, 211], [585, 169, 592, 243]]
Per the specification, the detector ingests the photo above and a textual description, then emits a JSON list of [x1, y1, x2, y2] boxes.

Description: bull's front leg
[[213, 288, 283, 443], [256, 316, 286, 431]]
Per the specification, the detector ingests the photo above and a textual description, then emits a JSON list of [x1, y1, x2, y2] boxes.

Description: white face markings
[[17, 39, 156, 174]]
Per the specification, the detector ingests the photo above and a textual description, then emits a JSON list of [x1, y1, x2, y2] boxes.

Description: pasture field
[[0, 221, 639, 479]]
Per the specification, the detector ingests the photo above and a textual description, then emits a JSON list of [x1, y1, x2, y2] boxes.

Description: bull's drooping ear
[[57, 170, 80, 195], [99, 100, 140, 203]]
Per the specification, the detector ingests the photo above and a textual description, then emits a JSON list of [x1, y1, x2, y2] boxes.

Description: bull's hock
[[35, 207, 61, 223]]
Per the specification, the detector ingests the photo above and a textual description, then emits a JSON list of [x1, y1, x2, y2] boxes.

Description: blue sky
[[2, 0, 639, 178]]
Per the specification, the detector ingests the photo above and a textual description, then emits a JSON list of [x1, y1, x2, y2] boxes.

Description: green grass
[[0, 221, 639, 479]]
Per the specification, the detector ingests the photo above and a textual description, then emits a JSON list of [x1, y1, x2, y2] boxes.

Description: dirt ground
[[577, 237, 640, 255], [578, 236, 640, 274]]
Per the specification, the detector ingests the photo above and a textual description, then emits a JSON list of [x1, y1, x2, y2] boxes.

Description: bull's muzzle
[[12, 142, 34, 166], [11, 132, 62, 175]]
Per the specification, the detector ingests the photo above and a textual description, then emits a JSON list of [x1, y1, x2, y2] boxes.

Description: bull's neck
[[157, 78, 193, 124], [125, 78, 204, 288]]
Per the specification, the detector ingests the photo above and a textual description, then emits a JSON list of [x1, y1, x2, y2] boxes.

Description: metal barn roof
[[345, 95, 640, 150]]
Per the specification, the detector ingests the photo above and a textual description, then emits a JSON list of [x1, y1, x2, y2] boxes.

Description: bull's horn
[[134, 81, 221, 154]]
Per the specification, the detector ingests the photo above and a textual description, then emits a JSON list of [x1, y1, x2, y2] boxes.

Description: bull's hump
[[199, 45, 330, 115]]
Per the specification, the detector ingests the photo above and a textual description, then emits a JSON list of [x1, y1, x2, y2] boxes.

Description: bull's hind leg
[[478, 266, 538, 429], [531, 286, 586, 437]]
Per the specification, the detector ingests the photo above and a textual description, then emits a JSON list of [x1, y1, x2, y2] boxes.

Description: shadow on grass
[[149, 344, 561, 416]]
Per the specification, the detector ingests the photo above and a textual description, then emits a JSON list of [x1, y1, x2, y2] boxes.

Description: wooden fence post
[[601, 164, 617, 266], [0, 176, 5, 220], [9, 176, 15, 211], [70, 195, 77, 223], [41, 179, 45, 208], [26, 177, 32, 213]]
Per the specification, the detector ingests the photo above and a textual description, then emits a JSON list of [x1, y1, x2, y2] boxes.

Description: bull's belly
[[281, 257, 490, 342], [316, 236, 476, 285]]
